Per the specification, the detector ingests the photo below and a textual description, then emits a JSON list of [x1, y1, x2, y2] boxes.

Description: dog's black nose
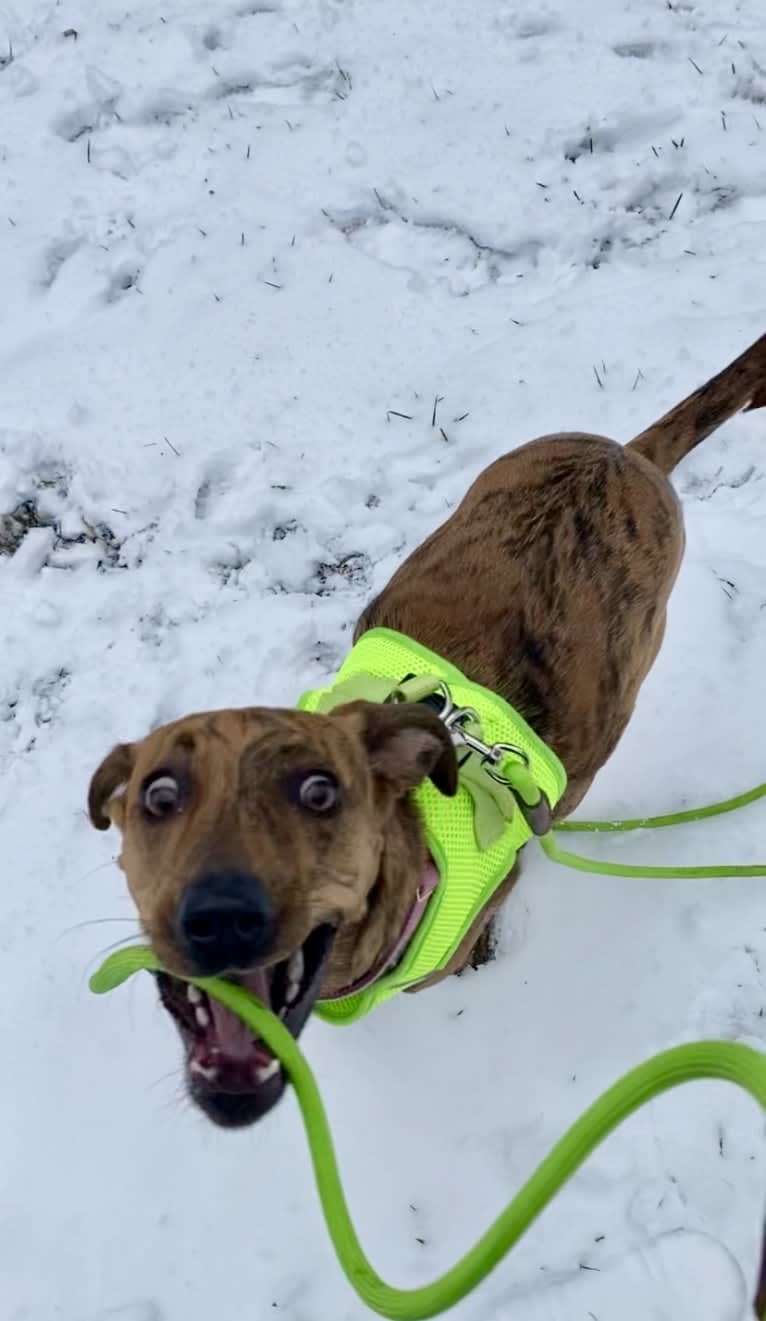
[[176, 872, 276, 975]]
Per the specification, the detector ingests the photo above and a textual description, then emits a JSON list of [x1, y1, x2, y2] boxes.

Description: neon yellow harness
[[297, 628, 566, 1024]]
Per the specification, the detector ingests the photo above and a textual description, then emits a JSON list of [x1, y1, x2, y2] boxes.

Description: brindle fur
[[90, 334, 766, 991]]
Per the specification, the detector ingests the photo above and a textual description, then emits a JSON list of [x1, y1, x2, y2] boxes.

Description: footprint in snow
[[500, 8, 562, 40], [103, 263, 142, 303], [195, 3, 282, 54], [209, 58, 349, 107], [52, 66, 123, 142], [38, 237, 85, 291], [234, 1, 282, 13], [613, 40, 672, 60], [330, 207, 539, 297]]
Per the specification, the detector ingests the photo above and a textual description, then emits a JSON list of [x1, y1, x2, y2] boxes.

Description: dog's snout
[[176, 871, 275, 974]]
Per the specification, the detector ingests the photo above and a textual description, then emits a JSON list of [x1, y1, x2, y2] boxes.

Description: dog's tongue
[[207, 969, 270, 1061]]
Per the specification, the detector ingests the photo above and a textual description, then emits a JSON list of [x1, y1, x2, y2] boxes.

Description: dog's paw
[[467, 920, 499, 972]]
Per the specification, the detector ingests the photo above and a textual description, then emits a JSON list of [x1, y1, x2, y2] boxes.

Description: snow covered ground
[[2, 0, 766, 1316]]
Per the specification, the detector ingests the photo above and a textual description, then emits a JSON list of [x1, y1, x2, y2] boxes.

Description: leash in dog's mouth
[[155, 924, 336, 1128]]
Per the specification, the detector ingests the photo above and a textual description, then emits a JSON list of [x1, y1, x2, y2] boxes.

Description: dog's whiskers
[[62, 916, 140, 935], [156, 1081, 194, 1119], [89, 933, 146, 960], [149, 1067, 185, 1095], [70, 859, 122, 884]]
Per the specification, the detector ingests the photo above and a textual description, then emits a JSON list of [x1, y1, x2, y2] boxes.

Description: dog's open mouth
[[156, 924, 335, 1128]]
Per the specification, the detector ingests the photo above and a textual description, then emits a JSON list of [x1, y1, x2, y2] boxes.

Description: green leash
[[558, 778, 766, 834], [90, 946, 766, 1320], [545, 779, 766, 878]]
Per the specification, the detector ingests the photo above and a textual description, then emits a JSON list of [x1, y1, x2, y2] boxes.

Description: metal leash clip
[[390, 676, 551, 834], [431, 681, 531, 780], [434, 681, 551, 836]]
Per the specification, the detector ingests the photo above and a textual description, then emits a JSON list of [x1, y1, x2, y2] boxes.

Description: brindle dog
[[89, 333, 765, 1128]]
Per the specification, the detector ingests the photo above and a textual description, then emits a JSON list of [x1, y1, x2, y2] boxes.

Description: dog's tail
[[626, 332, 766, 476]]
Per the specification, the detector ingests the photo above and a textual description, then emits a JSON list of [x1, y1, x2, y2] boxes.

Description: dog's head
[[89, 701, 456, 1127]]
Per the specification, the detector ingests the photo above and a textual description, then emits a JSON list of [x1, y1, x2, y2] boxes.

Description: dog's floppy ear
[[88, 743, 135, 830], [340, 701, 458, 797]]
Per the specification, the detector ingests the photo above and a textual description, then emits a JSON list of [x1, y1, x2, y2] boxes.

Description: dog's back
[[357, 333, 766, 816]]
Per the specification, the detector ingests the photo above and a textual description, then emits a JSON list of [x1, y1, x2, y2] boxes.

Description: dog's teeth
[[195, 1006, 210, 1029], [190, 1059, 219, 1083], [187, 985, 203, 1005], [256, 1059, 280, 1084], [288, 949, 305, 983], [284, 948, 304, 1004], [278, 1006, 288, 1020]]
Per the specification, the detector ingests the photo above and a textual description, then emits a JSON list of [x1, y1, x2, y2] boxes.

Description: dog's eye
[[143, 774, 181, 819], [297, 772, 341, 815]]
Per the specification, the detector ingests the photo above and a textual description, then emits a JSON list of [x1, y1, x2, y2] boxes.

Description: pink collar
[[322, 860, 440, 1002]]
